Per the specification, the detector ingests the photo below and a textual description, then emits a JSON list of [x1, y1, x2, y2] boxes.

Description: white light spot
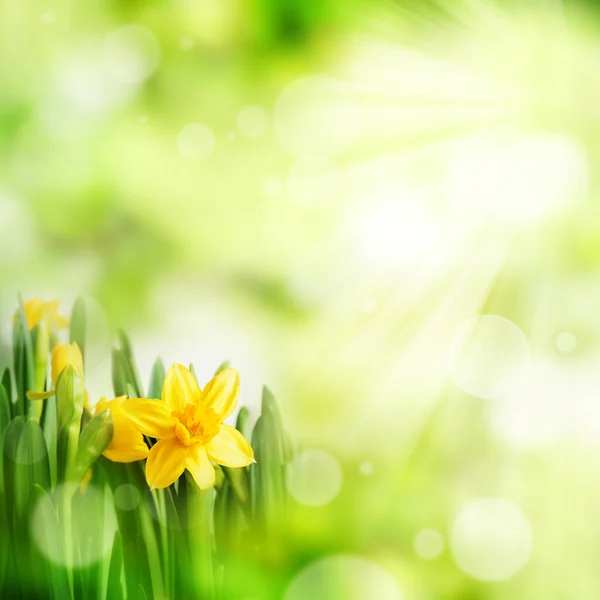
[[285, 555, 403, 600], [556, 331, 577, 354], [179, 35, 196, 51], [361, 298, 378, 314], [177, 123, 216, 162], [0, 192, 36, 261], [237, 105, 268, 139], [274, 75, 360, 158], [31, 484, 116, 567], [226, 131, 236, 141], [101, 25, 160, 84], [449, 315, 530, 399], [41, 10, 55, 23], [263, 176, 283, 198], [286, 449, 343, 507], [414, 529, 444, 560], [139, 114, 148, 124], [451, 498, 532, 582], [114, 483, 141, 511], [444, 134, 588, 226], [286, 158, 342, 208], [57, 57, 129, 116], [359, 460, 373, 476], [349, 188, 450, 275]]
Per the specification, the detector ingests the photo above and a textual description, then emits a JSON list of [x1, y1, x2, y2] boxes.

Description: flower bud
[[52, 343, 83, 387]]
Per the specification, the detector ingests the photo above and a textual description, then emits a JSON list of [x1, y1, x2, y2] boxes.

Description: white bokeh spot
[[450, 498, 533, 582], [114, 483, 141, 511], [31, 484, 117, 568], [177, 123, 216, 162], [285, 555, 403, 600], [359, 460, 374, 476], [101, 25, 160, 85], [237, 105, 268, 139], [556, 331, 577, 354], [414, 528, 445, 560], [449, 315, 530, 399], [286, 449, 343, 507]]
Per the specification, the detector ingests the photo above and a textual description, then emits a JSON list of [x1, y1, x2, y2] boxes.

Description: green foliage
[[69, 298, 87, 362], [0, 297, 293, 599]]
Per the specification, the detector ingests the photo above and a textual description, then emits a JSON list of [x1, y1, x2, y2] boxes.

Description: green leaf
[[235, 406, 251, 440], [2, 416, 26, 522], [55, 365, 86, 483], [41, 394, 58, 488], [31, 484, 70, 599], [72, 410, 113, 483], [106, 531, 124, 600], [148, 358, 165, 400], [70, 297, 87, 362], [32, 321, 49, 422], [261, 386, 293, 462], [249, 405, 286, 536], [0, 383, 10, 438], [55, 365, 85, 435], [185, 478, 215, 600], [111, 349, 129, 398], [1, 368, 12, 408], [214, 360, 230, 376], [117, 330, 143, 398], [15, 295, 35, 419], [13, 419, 50, 519]]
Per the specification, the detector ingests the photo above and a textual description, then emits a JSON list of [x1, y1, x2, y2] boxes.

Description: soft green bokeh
[[2, 0, 600, 598]]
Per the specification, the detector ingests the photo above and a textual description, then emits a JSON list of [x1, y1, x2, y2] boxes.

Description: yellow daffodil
[[19, 298, 69, 331], [27, 342, 84, 401], [122, 364, 254, 490], [94, 396, 149, 463], [52, 342, 83, 386]]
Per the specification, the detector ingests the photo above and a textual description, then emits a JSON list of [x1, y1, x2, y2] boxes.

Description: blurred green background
[[2, 0, 600, 598]]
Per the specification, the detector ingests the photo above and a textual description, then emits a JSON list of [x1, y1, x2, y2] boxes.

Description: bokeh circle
[[449, 315, 530, 398], [450, 497, 533, 581]]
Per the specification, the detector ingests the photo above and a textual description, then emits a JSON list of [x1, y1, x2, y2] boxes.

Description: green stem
[[139, 499, 165, 599], [60, 490, 75, 600]]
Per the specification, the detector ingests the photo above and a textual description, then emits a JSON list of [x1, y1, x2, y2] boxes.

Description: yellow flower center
[[171, 404, 220, 447]]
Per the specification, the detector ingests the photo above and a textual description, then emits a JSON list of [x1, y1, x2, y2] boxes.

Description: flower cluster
[[23, 298, 254, 490]]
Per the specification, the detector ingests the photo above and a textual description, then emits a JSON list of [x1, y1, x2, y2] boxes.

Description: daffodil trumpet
[[122, 364, 255, 490]]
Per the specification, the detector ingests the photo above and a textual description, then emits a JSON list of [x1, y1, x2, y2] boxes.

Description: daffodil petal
[[26, 390, 55, 401], [103, 447, 149, 463], [121, 399, 175, 439], [95, 397, 149, 463], [206, 424, 254, 467], [185, 444, 215, 489], [146, 437, 188, 489], [51, 342, 84, 386], [201, 367, 240, 420], [163, 364, 202, 411], [23, 299, 43, 330]]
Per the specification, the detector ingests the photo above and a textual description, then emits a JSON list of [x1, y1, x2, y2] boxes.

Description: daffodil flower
[[27, 342, 84, 401], [19, 298, 69, 331], [94, 397, 149, 463], [122, 364, 254, 490]]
